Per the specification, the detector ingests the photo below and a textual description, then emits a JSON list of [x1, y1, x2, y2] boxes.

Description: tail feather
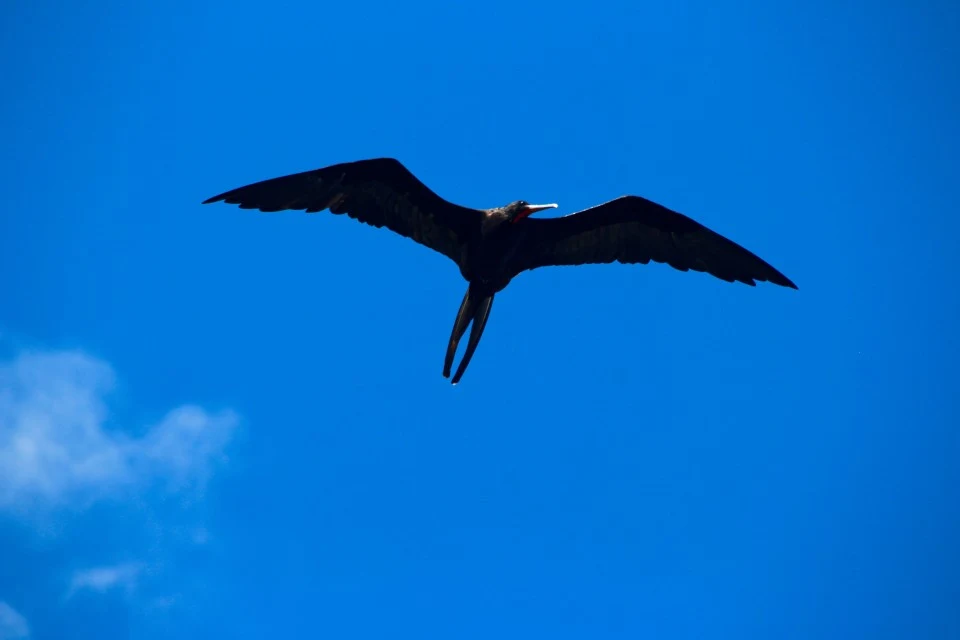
[[451, 295, 493, 385], [443, 288, 476, 379], [443, 285, 495, 385]]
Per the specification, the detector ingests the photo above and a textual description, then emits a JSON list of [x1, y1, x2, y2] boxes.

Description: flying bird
[[203, 158, 797, 385]]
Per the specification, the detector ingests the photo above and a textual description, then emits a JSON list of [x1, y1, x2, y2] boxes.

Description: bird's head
[[504, 200, 558, 223]]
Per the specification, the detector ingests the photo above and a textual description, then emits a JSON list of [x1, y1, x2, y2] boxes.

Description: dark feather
[[512, 196, 797, 288], [203, 158, 480, 265]]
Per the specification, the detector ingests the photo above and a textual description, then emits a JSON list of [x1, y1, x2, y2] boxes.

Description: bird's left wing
[[203, 158, 480, 266], [510, 195, 797, 288]]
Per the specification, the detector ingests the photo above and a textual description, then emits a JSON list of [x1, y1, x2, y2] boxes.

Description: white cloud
[[0, 349, 238, 514], [67, 563, 142, 598], [0, 602, 29, 640]]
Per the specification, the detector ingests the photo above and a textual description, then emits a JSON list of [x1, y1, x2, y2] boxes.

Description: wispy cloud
[[0, 349, 238, 515], [0, 602, 29, 640], [67, 563, 143, 598]]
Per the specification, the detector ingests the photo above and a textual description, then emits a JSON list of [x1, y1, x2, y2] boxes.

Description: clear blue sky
[[1, 1, 958, 638]]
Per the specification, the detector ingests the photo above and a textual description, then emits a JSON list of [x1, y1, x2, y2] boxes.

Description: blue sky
[[1, 1, 958, 638]]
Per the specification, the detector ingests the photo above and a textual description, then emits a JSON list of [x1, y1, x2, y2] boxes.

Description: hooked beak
[[514, 203, 558, 223]]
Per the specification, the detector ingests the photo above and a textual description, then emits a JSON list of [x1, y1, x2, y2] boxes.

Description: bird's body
[[204, 157, 797, 384], [460, 207, 529, 293]]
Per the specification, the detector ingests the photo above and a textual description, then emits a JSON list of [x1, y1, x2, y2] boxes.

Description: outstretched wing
[[512, 196, 797, 288], [203, 158, 479, 265]]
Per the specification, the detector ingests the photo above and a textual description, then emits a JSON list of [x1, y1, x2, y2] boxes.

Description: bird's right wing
[[203, 158, 480, 266], [511, 196, 797, 288]]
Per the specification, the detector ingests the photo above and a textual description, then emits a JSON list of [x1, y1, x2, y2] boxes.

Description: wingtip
[[767, 269, 798, 290], [778, 275, 799, 290]]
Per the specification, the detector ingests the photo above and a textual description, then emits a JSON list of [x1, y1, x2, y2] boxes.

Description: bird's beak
[[514, 203, 558, 222]]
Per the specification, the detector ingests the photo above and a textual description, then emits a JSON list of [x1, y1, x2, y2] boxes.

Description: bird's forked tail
[[443, 285, 495, 385]]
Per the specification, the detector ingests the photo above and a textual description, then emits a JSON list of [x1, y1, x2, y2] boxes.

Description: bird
[[203, 157, 797, 385]]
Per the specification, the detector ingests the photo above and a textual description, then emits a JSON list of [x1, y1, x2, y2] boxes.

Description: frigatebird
[[203, 158, 797, 384]]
